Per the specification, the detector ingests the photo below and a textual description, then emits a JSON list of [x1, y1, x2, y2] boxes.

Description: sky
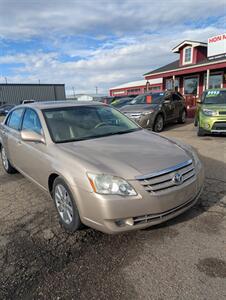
[[0, 0, 226, 96]]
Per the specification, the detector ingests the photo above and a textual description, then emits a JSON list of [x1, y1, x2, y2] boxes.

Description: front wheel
[[53, 177, 83, 232], [153, 114, 164, 132], [197, 122, 206, 136], [1, 147, 17, 174]]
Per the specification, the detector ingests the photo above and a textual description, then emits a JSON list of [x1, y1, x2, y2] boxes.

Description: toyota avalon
[[0, 101, 204, 233]]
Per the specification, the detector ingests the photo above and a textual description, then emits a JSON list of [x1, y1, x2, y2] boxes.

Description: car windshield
[[130, 93, 164, 105], [203, 90, 226, 104], [43, 105, 140, 143], [111, 98, 132, 108]]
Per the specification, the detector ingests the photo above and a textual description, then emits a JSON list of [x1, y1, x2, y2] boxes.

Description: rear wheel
[[53, 177, 83, 232], [1, 147, 17, 174], [178, 109, 186, 124], [154, 114, 164, 132]]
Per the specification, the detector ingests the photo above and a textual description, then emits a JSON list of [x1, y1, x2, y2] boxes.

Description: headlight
[[141, 110, 154, 116], [87, 173, 137, 196], [202, 108, 218, 116]]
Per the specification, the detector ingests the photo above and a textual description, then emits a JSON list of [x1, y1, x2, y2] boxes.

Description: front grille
[[212, 122, 226, 131], [133, 196, 197, 225], [136, 159, 195, 193], [219, 111, 226, 115], [125, 112, 141, 119]]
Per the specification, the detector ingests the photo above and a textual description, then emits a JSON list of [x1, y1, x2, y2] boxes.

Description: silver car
[[0, 101, 204, 234]]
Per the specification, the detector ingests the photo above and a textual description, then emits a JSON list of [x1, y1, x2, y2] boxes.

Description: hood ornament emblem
[[172, 173, 183, 185]]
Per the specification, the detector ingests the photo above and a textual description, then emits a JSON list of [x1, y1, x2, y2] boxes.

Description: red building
[[144, 34, 226, 115], [109, 78, 163, 97]]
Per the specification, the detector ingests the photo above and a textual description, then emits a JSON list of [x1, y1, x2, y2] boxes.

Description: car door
[[172, 93, 182, 119], [2, 108, 25, 167], [162, 93, 175, 121], [17, 108, 49, 189]]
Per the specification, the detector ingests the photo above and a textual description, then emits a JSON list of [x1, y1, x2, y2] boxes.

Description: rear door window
[[7, 108, 24, 131]]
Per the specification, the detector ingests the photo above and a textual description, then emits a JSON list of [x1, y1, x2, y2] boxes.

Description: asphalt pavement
[[0, 120, 226, 299]]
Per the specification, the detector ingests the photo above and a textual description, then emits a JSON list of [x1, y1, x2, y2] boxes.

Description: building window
[[184, 77, 198, 95], [183, 47, 192, 64], [204, 74, 223, 90], [165, 79, 173, 90], [150, 86, 161, 91], [127, 88, 140, 94]]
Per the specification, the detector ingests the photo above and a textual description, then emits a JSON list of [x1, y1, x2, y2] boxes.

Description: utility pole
[[4, 77, 7, 84], [72, 86, 76, 98]]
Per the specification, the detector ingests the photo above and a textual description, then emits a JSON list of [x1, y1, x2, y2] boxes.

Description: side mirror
[[21, 130, 45, 144]]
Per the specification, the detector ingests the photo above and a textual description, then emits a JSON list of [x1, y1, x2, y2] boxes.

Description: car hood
[[120, 104, 159, 112], [202, 104, 226, 111], [57, 130, 191, 179]]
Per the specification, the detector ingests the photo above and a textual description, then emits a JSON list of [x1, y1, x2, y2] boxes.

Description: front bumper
[[124, 112, 155, 129], [74, 165, 204, 234], [200, 113, 226, 133]]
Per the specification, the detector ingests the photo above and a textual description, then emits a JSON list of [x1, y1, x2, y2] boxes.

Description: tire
[[178, 109, 186, 124], [1, 146, 17, 174], [53, 177, 83, 232], [197, 123, 206, 136], [194, 118, 198, 127], [153, 114, 164, 132]]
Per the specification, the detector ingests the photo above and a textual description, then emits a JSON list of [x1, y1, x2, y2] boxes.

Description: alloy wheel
[[1, 148, 9, 171], [155, 115, 164, 132], [54, 184, 74, 224]]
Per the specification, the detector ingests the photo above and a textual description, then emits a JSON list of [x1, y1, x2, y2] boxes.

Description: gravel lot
[[0, 119, 226, 299]]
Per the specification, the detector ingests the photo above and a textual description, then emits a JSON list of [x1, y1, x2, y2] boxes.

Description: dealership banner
[[208, 33, 226, 58]]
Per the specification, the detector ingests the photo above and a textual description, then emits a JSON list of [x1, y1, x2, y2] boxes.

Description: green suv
[[195, 89, 226, 136]]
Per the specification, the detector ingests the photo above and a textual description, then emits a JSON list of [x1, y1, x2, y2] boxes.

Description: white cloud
[[0, 0, 225, 39], [1, 26, 225, 95], [0, 0, 225, 95]]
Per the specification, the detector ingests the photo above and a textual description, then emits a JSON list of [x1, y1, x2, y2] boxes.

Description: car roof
[[20, 100, 104, 110]]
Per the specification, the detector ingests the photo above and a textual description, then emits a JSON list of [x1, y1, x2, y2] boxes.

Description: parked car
[[0, 101, 204, 234], [111, 97, 133, 109], [195, 89, 226, 136], [0, 104, 15, 116], [120, 91, 186, 132]]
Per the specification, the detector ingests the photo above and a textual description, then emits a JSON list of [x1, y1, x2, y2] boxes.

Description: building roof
[[144, 55, 226, 76], [0, 83, 65, 86], [172, 40, 207, 53], [110, 78, 162, 90]]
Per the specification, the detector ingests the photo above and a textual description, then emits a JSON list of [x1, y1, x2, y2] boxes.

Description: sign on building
[[208, 33, 226, 58]]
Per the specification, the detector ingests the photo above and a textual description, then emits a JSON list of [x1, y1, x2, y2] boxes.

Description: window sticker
[[206, 90, 220, 97], [146, 95, 152, 104]]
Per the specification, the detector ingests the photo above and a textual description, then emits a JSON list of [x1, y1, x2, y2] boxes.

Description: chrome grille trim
[[135, 159, 193, 180], [136, 159, 195, 193], [133, 195, 197, 225]]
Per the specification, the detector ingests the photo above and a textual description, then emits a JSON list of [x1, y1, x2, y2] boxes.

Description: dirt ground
[[0, 120, 226, 299]]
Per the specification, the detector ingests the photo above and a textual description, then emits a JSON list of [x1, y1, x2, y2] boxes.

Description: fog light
[[125, 218, 134, 226], [115, 219, 125, 227]]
